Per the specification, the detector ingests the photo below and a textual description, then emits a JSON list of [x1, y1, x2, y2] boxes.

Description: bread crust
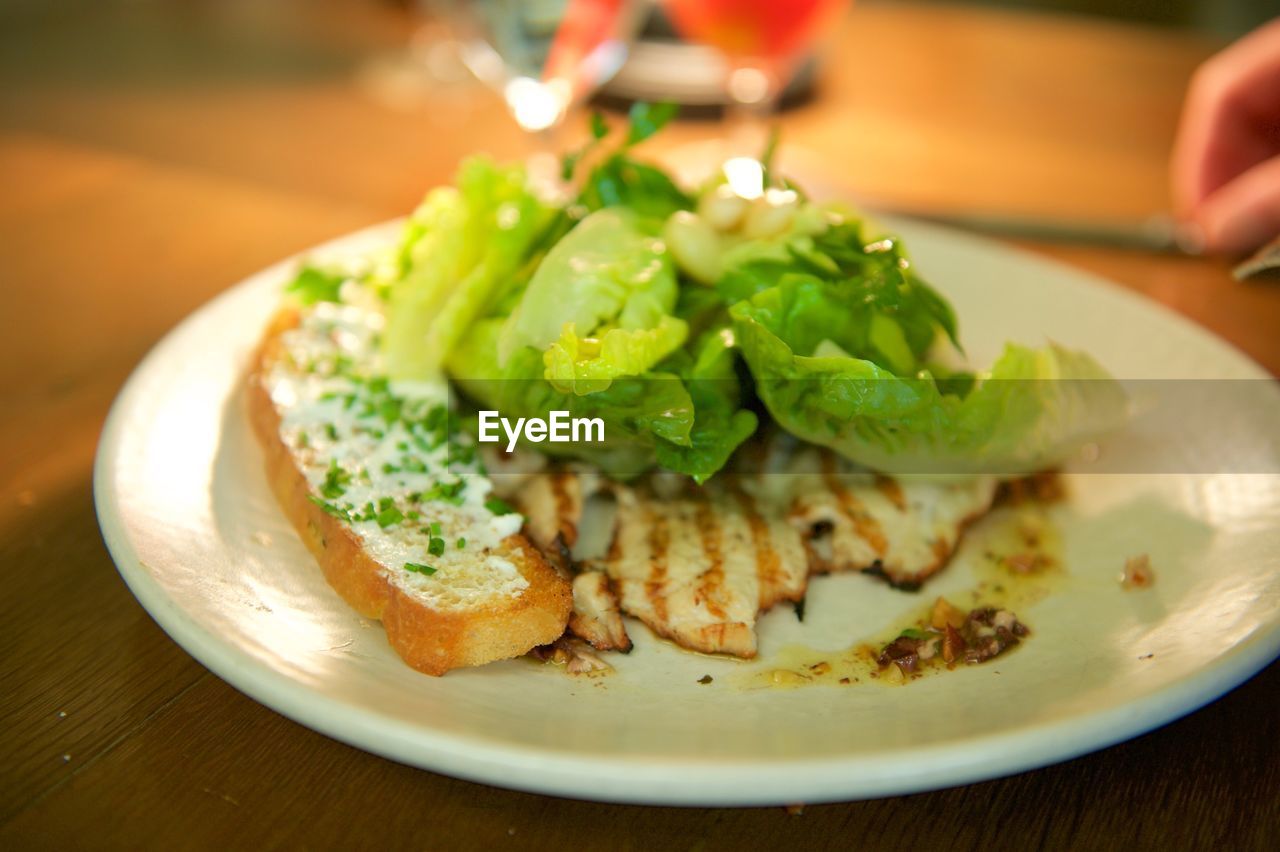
[[246, 309, 571, 676]]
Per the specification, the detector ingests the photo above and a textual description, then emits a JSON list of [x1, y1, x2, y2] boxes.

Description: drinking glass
[[663, 0, 846, 154], [453, 0, 644, 134]]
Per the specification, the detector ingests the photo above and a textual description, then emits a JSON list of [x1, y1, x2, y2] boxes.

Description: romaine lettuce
[[448, 319, 713, 477], [497, 208, 679, 365], [731, 285, 1126, 476], [383, 157, 553, 379], [543, 315, 688, 395]]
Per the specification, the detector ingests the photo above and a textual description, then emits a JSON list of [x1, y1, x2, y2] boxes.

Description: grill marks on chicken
[[600, 484, 757, 657], [513, 469, 631, 650], [569, 572, 631, 652], [515, 446, 1012, 658], [790, 467, 998, 591], [729, 484, 803, 612]]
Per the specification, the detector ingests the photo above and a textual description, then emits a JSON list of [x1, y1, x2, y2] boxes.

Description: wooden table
[[2, 2, 1277, 848]]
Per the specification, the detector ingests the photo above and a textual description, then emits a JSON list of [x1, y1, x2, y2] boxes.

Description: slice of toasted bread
[[246, 307, 571, 676]]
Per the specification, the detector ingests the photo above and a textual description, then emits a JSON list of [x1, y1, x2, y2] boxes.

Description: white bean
[[697, 185, 749, 232], [664, 211, 722, 284], [742, 194, 798, 240]]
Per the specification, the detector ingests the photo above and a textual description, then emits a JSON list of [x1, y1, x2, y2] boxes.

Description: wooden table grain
[[2, 2, 1277, 849]]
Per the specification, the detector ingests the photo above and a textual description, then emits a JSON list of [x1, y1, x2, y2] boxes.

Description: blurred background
[[956, 0, 1271, 34], [4, 0, 1279, 380]]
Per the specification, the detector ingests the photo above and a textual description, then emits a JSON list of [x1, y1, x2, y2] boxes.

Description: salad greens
[[292, 105, 1124, 482], [383, 157, 556, 378]]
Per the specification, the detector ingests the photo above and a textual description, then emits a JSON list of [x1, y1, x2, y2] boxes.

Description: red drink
[[663, 0, 844, 65]]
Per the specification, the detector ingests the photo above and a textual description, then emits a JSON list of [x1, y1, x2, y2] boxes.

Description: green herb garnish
[[307, 494, 350, 522], [424, 480, 466, 505], [484, 497, 516, 516], [320, 460, 351, 499], [376, 505, 404, 528], [404, 562, 436, 575], [285, 265, 346, 305]]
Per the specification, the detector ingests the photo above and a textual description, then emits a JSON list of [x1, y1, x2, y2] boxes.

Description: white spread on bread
[[265, 301, 529, 609]]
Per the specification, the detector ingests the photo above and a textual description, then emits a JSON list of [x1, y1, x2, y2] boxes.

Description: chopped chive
[[376, 506, 404, 528], [484, 497, 517, 516], [378, 398, 402, 424], [320, 459, 350, 499], [423, 480, 466, 505], [455, 537, 466, 550], [404, 562, 436, 575], [429, 521, 442, 536], [307, 494, 350, 522], [427, 537, 446, 557]]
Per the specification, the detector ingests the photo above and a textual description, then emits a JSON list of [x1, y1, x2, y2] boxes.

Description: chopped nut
[[930, 597, 965, 629], [942, 624, 966, 664]]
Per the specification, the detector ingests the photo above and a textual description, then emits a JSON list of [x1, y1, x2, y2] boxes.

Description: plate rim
[[94, 218, 1280, 806]]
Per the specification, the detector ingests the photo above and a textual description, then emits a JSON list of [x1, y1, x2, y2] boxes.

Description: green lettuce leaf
[[543, 315, 689, 395], [449, 319, 754, 481], [383, 157, 553, 379], [452, 320, 692, 459], [652, 327, 758, 483], [731, 288, 1126, 476], [579, 156, 692, 221], [718, 221, 958, 375], [497, 208, 678, 363]]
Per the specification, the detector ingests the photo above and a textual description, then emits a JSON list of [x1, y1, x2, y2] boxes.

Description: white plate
[[95, 218, 1280, 806]]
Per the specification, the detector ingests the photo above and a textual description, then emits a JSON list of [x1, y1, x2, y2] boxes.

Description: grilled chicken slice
[[513, 468, 593, 572], [569, 572, 631, 652], [597, 479, 808, 658], [788, 453, 999, 590], [513, 468, 630, 651], [514, 436, 1024, 659]]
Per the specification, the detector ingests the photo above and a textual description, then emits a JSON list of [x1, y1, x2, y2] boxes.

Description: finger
[[1193, 154, 1280, 254], [1170, 17, 1280, 217]]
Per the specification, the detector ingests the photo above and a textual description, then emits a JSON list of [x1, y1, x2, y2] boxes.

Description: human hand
[[1171, 18, 1280, 255]]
